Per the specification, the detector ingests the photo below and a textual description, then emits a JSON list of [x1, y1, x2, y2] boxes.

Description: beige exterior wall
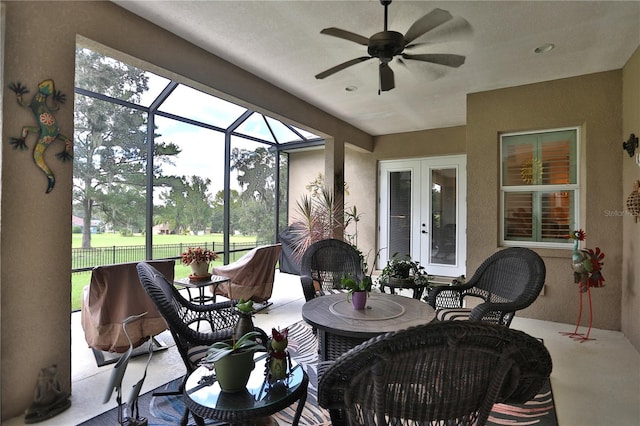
[[375, 126, 467, 160], [467, 71, 623, 330], [622, 47, 640, 352], [0, 1, 371, 418]]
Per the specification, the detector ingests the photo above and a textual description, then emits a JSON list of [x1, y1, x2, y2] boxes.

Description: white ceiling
[[113, 1, 640, 136]]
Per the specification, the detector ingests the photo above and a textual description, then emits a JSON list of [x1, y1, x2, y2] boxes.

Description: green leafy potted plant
[[379, 253, 430, 286], [205, 331, 265, 392], [341, 275, 373, 310]]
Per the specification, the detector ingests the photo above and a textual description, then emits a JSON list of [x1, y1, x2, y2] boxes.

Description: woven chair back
[[300, 239, 364, 301], [318, 321, 552, 426]]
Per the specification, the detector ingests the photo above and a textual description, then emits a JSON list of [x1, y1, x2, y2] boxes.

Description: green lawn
[[71, 233, 259, 311], [72, 232, 258, 248]]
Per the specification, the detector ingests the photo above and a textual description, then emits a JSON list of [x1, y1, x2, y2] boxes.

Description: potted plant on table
[[341, 275, 373, 310], [205, 331, 265, 393], [181, 246, 218, 279], [379, 253, 431, 286]]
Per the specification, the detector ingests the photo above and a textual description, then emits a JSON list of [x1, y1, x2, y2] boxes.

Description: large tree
[[157, 175, 213, 234], [231, 147, 288, 241], [73, 48, 179, 247], [210, 189, 242, 234]]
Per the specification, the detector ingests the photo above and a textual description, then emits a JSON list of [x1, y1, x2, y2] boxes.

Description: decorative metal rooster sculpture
[[563, 229, 605, 342]]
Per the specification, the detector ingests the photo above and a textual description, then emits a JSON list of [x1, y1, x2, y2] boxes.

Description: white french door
[[379, 155, 466, 277]]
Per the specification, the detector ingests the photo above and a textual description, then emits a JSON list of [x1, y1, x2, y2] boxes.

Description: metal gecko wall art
[[7, 79, 74, 193]]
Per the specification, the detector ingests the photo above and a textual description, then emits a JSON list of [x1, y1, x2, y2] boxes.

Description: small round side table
[[184, 355, 308, 425]]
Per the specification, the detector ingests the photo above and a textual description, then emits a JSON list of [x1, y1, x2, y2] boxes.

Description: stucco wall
[[374, 126, 467, 160], [0, 1, 371, 418], [622, 47, 640, 352], [467, 71, 623, 330]]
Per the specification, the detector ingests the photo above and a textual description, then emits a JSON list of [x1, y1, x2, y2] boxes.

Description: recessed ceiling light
[[345, 86, 358, 92], [534, 43, 555, 54]]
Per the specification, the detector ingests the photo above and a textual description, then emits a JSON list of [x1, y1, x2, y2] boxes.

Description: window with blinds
[[501, 128, 578, 246]]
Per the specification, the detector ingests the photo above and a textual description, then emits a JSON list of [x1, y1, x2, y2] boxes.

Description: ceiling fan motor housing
[[368, 31, 405, 61]]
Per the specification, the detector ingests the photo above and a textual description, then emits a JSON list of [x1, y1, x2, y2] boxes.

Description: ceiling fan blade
[[379, 62, 395, 92], [404, 8, 453, 44], [406, 16, 473, 49], [401, 53, 466, 68], [315, 56, 373, 80], [320, 27, 370, 46]]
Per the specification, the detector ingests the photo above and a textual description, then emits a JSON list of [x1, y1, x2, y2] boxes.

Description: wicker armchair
[[136, 262, 267, 424], [299, 239, 364, 302], [427, 247, 546, 326], [318, 321, 552, 426]]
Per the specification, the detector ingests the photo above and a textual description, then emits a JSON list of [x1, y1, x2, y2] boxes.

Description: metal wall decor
[[520, 157, 543, 184], [622, 133, 638, 157], [7, 79, 74, 193]]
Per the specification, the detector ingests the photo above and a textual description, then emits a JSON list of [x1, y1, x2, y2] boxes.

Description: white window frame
[[500, 127, 580, 249]]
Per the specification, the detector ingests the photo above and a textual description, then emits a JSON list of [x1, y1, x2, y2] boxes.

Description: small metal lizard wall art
[[7, 79, 74, 193]]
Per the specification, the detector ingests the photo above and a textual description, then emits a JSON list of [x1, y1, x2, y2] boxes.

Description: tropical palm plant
[[289, 186, 342, 261]]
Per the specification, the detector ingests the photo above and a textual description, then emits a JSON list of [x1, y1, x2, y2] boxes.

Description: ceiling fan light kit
[[315, 0, 468, 93]]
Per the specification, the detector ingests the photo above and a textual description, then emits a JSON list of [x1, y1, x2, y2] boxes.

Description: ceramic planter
[[189, 260, 210, 277], [213, 350, 255, 392], [351, 291, 367, 310]]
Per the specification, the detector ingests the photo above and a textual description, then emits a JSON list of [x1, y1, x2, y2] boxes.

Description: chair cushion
[[436, 307, 473, 321], [318, 288, 349, 298]]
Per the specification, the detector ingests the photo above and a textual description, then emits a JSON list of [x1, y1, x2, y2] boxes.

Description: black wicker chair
[[427, 247, 546, 326], [136, 262, 267, 425], [299, 239, 364, 302], [318, 321, 552, 426]]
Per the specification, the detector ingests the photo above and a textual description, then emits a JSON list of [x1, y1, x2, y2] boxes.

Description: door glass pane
[[430, 168, 457, 265], [388, 171, 411, 257]]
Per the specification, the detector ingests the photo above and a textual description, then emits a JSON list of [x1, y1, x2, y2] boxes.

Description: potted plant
[[205, 331, 265, 392], [379, 253, 430, 286], [181, 246, 218, 278], [288, 174, 360, 264], [341, 275, 373, 310]]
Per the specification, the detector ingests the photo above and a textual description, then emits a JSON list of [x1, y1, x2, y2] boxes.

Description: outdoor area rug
[[81, 321, 557, 426]]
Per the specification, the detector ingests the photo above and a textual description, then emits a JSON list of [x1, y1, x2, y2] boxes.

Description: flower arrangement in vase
[[181, 246, 218, 279]]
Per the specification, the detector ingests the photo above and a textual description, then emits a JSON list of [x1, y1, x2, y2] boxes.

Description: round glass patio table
[[184, 354, 308, 425]]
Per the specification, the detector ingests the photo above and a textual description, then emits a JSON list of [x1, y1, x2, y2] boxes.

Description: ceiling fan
[[315, 0, 467, 93]]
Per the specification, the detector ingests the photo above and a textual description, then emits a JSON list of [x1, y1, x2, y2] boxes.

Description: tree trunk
[[82, 197, 92, 249]]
